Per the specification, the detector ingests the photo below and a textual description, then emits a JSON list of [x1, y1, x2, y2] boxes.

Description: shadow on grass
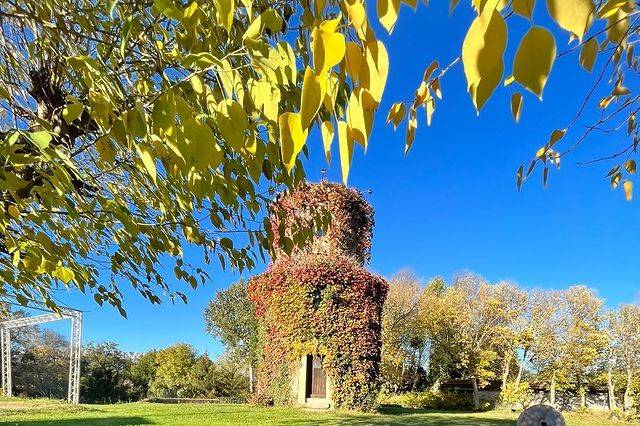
[[0, 417, 153, 426]]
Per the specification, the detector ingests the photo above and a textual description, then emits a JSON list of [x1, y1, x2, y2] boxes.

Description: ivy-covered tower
[[248, 182, 388, 411]]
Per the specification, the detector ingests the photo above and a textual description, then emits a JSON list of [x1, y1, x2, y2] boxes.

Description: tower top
[[269, 182, 374, 265]]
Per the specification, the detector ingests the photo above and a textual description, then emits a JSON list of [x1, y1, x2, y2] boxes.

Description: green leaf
[[54, 266, 75, 284], [154, 0, 183, 20], [63, 103, 84, 124], [107, 0, 119, 17], [28, 131, 52, 149]]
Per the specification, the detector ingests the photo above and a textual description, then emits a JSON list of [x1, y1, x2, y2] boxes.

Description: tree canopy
[[1, 0, 636, 311]]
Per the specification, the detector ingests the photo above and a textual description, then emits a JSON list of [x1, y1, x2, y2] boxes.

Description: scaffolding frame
[[0, 309, 82, 404]]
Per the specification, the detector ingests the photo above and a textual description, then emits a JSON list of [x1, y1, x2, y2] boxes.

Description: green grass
[[0, 397, 632, 425]]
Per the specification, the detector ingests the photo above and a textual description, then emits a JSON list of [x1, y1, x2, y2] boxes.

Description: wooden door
[[310, 355, 326, 398]]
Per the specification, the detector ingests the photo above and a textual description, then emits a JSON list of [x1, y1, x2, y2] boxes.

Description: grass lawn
[[0, 397, 633, 426]]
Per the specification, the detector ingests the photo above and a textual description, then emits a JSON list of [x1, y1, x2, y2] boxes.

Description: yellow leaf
[[96, 136, 116, 163], [613, 85, 631, 96], [345, 42, 363, 81], [513, 0, 536, 18], [324, 72, 340, 113], [337, 120, 354, 184], [548, 128, 567, 146], [473, 0, 508, 13], [607, 10, 629, 46], [360, 40, 389, 102], [462, 9, 507, 112], [300, 67, 327, 130], [346, 0, 366, 29], [54, 266, 75, 284], [546, 0, 594, 41], [579, 38, 599, 72], [425, 93, 435, 126], [312, 20, 346, 73], [423, 60, 439, 82], [278, 112, 308, 173], [183, 118, 223, 170], [347, 88, 378, 150], [623, 179, 633, 201], [321, 121, 334, 164], [242, 9, 283, 40], [216, 100, 248, 151], [511, 92, 523, 123], [386, 103, 406, 129], [378, 0, 400, 33], [597, 0, 634, 19], [625, 159, 636, 174], [137, 144, 157, 185], [8, 205, 20, 220], [405, 108, 417, 154], [214, 0, 235, 33], [63, 103, 84, 124], [315, 0, 327, 15], [432, 78, 443, 99], [190, 75, 204, 94], [513, 27, 556, 99]]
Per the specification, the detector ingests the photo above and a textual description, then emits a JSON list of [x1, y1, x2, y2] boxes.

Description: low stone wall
[[530, 391, 613, 412]]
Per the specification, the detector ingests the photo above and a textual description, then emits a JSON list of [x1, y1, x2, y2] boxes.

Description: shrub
[[378, 391, 474, 410], [498, 382, 533, 409]]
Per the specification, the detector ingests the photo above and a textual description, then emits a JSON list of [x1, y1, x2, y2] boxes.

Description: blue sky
[[38, 2, 640, 356]]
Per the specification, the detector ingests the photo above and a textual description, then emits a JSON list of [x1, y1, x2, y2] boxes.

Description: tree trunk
[[515, 349, 527, 387], [249, 365, 254, 393], [472, 377, 480, 410], [624, 369, 633, 411], [501, 354, 511, 390], [579, 380, 586, 408], [550, 370, 556, 406], [607, 355, 616, 411]]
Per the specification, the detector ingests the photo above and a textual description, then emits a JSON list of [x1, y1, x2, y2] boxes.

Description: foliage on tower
[[248, 182, 387, 410]]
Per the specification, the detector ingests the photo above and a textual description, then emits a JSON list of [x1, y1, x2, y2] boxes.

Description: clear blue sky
[[41, 2, 640, 357]]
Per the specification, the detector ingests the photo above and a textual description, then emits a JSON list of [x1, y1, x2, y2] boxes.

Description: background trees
[[379, 272, 640, 412], [203, 280, 260, 384], [1, 309, 249, 401]]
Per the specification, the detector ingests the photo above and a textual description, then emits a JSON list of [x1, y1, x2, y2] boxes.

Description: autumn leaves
[[279, 9, 388, 185]]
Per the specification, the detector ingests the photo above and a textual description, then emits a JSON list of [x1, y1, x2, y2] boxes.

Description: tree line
[[205, 273, 640, 412], [1, 312, 249, 403], [381, 271, 640, 412]]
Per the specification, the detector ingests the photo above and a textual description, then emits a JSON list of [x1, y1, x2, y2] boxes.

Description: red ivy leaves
[[269, 182, 375, 266], [249, 254, 387, 410]]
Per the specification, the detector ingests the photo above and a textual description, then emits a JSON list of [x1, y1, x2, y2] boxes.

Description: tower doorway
[[305, 355, 326, 399]]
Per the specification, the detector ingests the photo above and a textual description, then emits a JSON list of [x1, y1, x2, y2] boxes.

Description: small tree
[[560, 286, 608, 408], [149, 344, 196, 398], [381, 271, 428, 393], [204, 280, 260, 389], [611, 304, 640, 411], [81, 342, 132, 403], [129, 350, 158, 400]]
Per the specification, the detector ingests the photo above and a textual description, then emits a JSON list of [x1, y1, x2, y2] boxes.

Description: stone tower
[[248, 182, 387, 410]]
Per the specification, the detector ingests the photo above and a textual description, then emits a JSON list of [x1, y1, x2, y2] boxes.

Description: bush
[[378, 391, 474, 410], [498, 382, 533, 409]]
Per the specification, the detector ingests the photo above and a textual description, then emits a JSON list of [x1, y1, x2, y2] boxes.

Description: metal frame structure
[[0, 309, 82, 404]]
